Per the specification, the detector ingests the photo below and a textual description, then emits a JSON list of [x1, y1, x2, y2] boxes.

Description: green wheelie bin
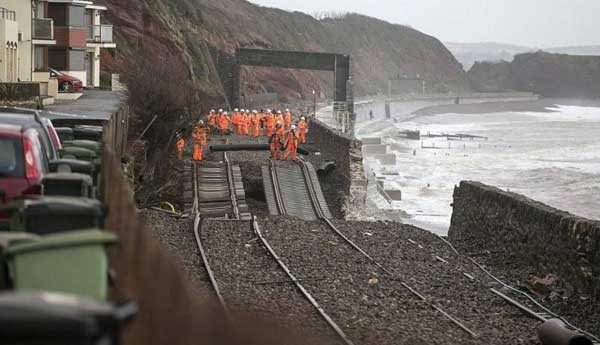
[[0, 233, 39, 290], [73, 126, 103, 141], [1, 196, 104, 235], [42, 173, 95, 198], [59, 146, 97, 162], [54, 127, 74, 142], [62, 140, 103, 155], [4, 230, 117, 300]]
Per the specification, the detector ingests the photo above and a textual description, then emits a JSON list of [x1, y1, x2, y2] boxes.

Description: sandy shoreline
[[412, 98, 600, 116]]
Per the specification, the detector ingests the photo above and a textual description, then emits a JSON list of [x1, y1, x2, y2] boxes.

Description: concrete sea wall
[[307, 119, 367, 215], [449, 181, 600, 298]]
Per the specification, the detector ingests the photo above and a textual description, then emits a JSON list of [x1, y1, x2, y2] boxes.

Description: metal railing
[[33, 18, 54, 40], [0, 8, 16, 21], [87, 24, 113, 43]]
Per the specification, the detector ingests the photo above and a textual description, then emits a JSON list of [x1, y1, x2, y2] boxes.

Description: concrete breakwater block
[[385, 190, 402, 201], [363, 144, 387, 156], [375, 154, 396, 166], [362, 137, 382, 145]]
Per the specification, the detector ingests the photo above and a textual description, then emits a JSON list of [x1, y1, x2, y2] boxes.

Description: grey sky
[[249, 0, 600, 48]]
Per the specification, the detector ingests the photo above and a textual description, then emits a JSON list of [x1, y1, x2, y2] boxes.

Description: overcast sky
[[248, 0, 600, 48]]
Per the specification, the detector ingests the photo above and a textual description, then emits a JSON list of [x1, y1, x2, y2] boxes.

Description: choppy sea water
[[354, 104, 600, 235]]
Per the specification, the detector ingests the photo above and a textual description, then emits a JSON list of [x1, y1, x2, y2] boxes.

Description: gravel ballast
[[260, 217, 482, 345], [331, 220, 542, 345], [201, 218, 346, 345], [140, 209, 211, 299]]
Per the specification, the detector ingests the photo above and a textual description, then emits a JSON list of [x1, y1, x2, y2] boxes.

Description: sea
[[352, 101, 600, 235]]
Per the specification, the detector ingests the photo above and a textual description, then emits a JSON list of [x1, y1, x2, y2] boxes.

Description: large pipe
[[538, 319, 593, 345], [210, 144, 310, 155]]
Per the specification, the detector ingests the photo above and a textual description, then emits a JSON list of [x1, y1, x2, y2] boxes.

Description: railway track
[[435, 235, 600, 344], [261, 157, 479, 339]]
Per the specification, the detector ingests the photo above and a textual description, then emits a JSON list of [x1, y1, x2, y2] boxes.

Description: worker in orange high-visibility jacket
[[207, 109, 217, 129], [192, 121, 209, 161], [297, 116, 308, 144], [264, 110, 275, 137], [283, 125, 299, 161], [231, 108, 240, 135], [250, 110, 260, 138], [176, 132, 185, 160], [217, 111, 229, 136], [241, 110, 250, 136], [269, 122, 284, 160], [284, 108, 292, 130], [274, 110, 284, 128]]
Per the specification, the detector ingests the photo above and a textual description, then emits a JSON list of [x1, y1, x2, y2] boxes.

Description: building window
[[68, 49, 85, 71], [34, 46, 48, 72], [48, 4, 66, 26], [68, 6, 86, 27], [49, 49, 67, 70], [48, 49, 86, 71]]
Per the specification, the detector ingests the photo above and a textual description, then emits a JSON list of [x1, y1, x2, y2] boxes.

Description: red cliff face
[[97, 0, 468, 103]]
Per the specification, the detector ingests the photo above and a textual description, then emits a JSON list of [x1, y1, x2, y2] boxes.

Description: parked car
[[0, 123, 49, 230], [49, 68, 83, 93], [41, 117, 62, 150], [0, 108, 59, 161]]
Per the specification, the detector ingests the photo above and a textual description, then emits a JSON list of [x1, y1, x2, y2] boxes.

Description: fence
[[0, 83, 45, 101], [101, 104, 224, 344]]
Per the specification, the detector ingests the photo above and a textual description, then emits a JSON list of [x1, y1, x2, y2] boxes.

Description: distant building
[[1, 0, 56, 83], [0, 0, 115, 91], [46, 0, 116, 88]]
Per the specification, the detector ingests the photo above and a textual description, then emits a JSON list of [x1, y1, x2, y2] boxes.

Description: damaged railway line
[[181, 134, 598, 345]]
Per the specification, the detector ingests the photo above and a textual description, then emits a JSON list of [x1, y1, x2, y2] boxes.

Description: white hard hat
[[234, 108, 239, 112], [198, 120, 205, 125], [253, 110, 258, 113], [301, 116, 305, 120], [291, 125, 297, 130], [267, 109, 271, 112], [277, 110, 282, 114], [286, 108, 290, 112], [223, 111, 228, 115], [219, 109, 223, 112], [210, 109, 215, 113]]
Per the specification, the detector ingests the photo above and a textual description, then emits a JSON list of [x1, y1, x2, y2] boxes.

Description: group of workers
[[176, 108, 308, 162]]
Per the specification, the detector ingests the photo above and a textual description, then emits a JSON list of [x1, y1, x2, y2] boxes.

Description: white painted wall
[[0, 17, 19, 82], [3, 0, 33, 82]]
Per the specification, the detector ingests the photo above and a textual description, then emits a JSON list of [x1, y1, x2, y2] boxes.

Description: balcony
[[33, 18, 54, 40], [87, 24, 113, 44], [0, 8, 16, 21]]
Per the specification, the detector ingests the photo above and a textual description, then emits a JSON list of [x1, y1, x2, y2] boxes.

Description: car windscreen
[[0, 137, 24, 178]]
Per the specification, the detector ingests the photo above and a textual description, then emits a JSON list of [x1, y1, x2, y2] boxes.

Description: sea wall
[[307, 119, 367, 216], [449, 181, 600, 298]]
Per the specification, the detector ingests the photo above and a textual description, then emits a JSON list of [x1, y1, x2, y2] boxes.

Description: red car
[[0, 124, 49, 229], [49, 68, 83, 93]]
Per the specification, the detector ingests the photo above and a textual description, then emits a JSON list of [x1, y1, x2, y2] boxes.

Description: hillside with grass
[[98, 0, 468, 104]]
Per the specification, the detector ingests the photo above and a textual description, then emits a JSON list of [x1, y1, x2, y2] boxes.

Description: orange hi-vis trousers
[[193, 144, 203, 161]]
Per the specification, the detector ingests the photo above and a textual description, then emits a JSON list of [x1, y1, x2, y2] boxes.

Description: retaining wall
[[307, 119, 367, 215], [449, 181, 600, 298]]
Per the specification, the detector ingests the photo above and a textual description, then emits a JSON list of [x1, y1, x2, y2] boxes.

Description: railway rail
[[436, 235, 600, 344], [261, 157, 478, 339]]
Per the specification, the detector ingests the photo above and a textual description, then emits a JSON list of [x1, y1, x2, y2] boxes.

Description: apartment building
[[0, 0, 115, 90], [0, 0, 56, 83], [47, 0, 115, 88]]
